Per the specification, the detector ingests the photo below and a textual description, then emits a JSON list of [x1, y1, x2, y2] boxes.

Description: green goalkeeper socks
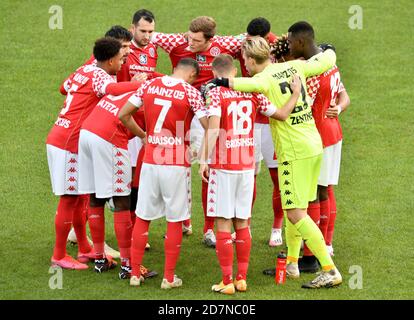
[[295, 215, 334, 270]]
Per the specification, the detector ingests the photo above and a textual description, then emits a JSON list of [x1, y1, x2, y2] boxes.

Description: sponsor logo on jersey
[[139, 54, 148, 65], [196, 54, 206, 63], [290, 110, 314, 125], [210, 46, 221, 56]]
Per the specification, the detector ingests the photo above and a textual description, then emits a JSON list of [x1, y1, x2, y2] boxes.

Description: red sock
[[131, 217, 150, 277], [235, 227, 251, 281], [303, 202, 320, 256], [319, 199, 330, 241], [53, 195, 78, 260], [72, 195, 91, 254], [216, 231, 233, 285], [269, 168, 283, 229], [251, 175, 257, 209], [130, 211, 136, 227], [202, 180, 215, 233], [164, 221, 183, 282], [183, 219, 191, 228], [87, 206, 105, 257], [114, 210, 133, 262], [326, 185, 337, 245]]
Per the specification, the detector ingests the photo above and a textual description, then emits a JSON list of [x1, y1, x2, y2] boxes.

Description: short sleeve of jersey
[[92, 68, 116, 98], [255, 93, 277, 117], [214, 34, 244, 56], [306, 75, 321, 103], [205, 87, 222, 118], [183, 82, 207, 119], [151, 32, 187, 54], [128, 79, 155, 108]]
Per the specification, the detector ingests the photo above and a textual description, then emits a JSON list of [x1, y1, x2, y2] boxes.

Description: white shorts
[[46, 144, 80, 195], [318, 140, 342, 187], [206, 169, 254, 220], [78, 130, 131, 198], [255, 123, 278, 168], [136, 163, 191, 222], [128, 137, 143, 167]]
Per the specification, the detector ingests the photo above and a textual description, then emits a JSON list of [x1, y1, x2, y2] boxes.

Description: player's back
[[307, 66, 343, 148], [47, 65, 115, 153], [207, 87, 267, 171], [141, 76, 201, 166]]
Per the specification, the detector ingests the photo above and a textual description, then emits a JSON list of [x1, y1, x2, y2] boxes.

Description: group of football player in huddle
[[46, 8, 350, 293]]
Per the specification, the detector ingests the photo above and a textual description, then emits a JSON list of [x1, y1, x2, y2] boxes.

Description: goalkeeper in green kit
[[208, 21, 342, 288]]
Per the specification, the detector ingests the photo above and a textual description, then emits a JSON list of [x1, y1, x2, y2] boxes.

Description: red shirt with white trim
[[81, 91, 145, 150], [151, 33, 243, 89], [117, 41, 160, 82], [128, 76, 207, 167], [307, 65, 344, 147], [206, 86, 277, 171], [47, 65, 115, 153]]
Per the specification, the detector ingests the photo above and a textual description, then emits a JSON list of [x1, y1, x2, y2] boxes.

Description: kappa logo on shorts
[[284, 180, 290, 185], [284, 190, 292, 195], [285, 199, 294, 205], [116, 178, 124, 184], [68, 177, 76, 182], [116, 160, 124, 166], [67, 186, 76, 191], [68, 158, 77, 163], [282, 161, 290, 166], [116, 170, 124, 175], [67, 167, 77, 173], [282, 170, 290, 176], [115, 187, 124, 193]]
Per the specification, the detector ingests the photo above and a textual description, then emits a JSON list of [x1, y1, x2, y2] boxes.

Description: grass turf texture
[[0, 0, 413, 300]]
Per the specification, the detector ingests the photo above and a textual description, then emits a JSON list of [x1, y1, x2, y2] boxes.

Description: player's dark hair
[[105, 25, 133, 41], [132, 9, 155, 25], [177, 58, 200, 76], [212, 54, 234, 74], [319, 43, 336, 52], [247, 17, 271, 37], [288, 21, 315, 40], [93, 37, 122, 62]]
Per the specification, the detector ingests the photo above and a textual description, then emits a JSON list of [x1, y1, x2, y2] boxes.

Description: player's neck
[[303, 44, 321, 59], [96, 62, 112, 75]]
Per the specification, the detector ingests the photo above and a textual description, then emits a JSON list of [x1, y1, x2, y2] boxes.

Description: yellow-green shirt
[[233, 49, 336, 161]]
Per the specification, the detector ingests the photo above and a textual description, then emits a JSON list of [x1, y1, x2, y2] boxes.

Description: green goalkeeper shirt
[[233, 49, 336, 161]]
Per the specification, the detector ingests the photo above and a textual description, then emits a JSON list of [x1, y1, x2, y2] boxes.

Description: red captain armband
[[106, 81, 143, 96]]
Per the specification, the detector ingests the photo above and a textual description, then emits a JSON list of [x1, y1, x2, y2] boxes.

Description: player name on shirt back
[[147, 85, 185, 100]]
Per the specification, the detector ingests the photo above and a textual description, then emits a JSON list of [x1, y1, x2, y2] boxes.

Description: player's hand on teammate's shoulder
[[131, 72, 148, 83], [290, 75, 302, 94]]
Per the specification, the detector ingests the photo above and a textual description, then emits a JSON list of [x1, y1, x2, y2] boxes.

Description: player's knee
[[113, 196, 130, 211], [318, 185, 328, 201], [89, 194, 106, 208], [130, 188, 138, 212]]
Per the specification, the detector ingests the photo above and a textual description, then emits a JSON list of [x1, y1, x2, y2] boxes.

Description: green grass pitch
[[0, 0, 413, 300]]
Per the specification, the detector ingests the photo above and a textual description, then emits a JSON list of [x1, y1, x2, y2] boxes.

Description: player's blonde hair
[[189, 16, 216, 40], [242, 37, 271, 64]]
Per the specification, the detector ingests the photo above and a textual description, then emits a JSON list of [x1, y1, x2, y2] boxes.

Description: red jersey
[[117, 41, 160, 82], [206, 87, 276, 171], [47, 65, 116, 153], [307, 65, 344, 147], [128, 76, 207, 166], [81, 92, 146, 150], [151, 33, 243, 89], [237, 32, 278, 125]]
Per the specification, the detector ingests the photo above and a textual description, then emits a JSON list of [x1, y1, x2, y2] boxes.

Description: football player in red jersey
[[199, 54, 302, 294], [117, 10, 164, 246], [152, 16, 243, 243], [119, 58, 208, 289], [46, 38, 144, 270]]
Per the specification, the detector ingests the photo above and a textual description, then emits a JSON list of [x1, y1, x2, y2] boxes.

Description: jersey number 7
[[153, 98, 172, 133]]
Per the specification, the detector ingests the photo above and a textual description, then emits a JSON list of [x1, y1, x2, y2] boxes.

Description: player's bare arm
[[119, 101, 146, 140], [198, 116, 220, 183], [326, 89, 350, 118]]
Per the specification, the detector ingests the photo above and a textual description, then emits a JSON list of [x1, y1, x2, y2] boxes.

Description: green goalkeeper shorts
[[278, 154, 322, 210]]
